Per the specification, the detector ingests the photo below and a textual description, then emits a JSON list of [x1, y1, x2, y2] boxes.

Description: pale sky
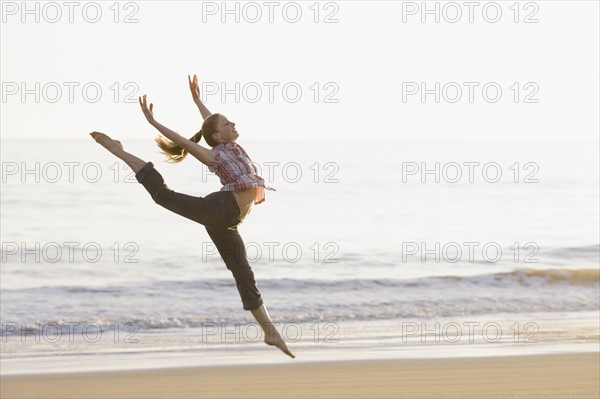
[[1, 0, 599, 142]]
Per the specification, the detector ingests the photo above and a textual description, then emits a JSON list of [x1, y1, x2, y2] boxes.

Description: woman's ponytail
[[155, 130, 203, 163], [155, 113, 221, 162]]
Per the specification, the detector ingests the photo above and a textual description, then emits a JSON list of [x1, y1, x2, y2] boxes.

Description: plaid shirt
[[208, 142, 276, 205]]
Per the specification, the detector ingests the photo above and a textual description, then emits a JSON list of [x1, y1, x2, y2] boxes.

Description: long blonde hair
[[155, 113, 222, 163]]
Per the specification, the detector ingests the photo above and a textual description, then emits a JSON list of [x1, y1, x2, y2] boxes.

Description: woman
[[89, 74, 294, 359]]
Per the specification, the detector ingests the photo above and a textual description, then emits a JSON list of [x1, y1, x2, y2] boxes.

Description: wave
[[2, 268, 598, 334], [3, 268, 598, 294], [505, 268, 599, 285]]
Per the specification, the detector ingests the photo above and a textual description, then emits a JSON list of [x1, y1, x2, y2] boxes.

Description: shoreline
[[2, 352, 599, 399], [2, 331, 599, 377], [2, 341, 598, 377]]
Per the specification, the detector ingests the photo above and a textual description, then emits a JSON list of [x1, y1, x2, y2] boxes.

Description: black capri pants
[[135, 161, 264, 311]]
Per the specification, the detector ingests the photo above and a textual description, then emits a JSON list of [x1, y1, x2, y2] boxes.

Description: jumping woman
[[90, 74, 294, 358]]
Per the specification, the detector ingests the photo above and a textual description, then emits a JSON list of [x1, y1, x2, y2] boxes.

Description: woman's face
[[213, 115, 238, 143]]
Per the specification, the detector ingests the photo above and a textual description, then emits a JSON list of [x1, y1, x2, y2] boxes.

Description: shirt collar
[[215, 142, 238, 151]]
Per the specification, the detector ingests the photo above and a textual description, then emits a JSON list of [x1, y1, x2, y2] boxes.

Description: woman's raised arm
[[139, 95, 215, 165], [189, 74, 212, 120]]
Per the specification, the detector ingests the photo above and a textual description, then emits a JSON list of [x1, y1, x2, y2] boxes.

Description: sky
[[1, 0, 599, 142]]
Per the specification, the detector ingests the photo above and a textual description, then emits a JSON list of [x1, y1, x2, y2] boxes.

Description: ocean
[[1, 139, 598, 375]]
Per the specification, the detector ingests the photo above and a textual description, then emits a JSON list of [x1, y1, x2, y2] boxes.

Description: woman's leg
[[250, 304, 296, 359], [205, 226, 295, 358], [90, 132, 146, 173], [135, 162, 244, 228], [91, 132, 235, 227], [204, 226, 264, 310]]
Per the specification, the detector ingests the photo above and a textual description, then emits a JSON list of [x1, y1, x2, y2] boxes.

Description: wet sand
[[2, 353, 598, 398]]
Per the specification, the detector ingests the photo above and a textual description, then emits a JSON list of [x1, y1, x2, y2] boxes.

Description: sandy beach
[[1, 353, 598, 399]]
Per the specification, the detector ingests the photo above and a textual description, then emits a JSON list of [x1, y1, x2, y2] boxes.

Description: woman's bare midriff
[[232, 187, 258, 222]]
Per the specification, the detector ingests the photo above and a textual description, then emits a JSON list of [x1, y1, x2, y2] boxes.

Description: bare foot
[[90, 131, 124, 156], [264, 326, 295, 358]]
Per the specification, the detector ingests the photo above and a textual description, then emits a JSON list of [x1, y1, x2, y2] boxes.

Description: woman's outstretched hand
[[138, 95, 156, 125], [188, 73, 212, 120], [188, 74, 201, 104]]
